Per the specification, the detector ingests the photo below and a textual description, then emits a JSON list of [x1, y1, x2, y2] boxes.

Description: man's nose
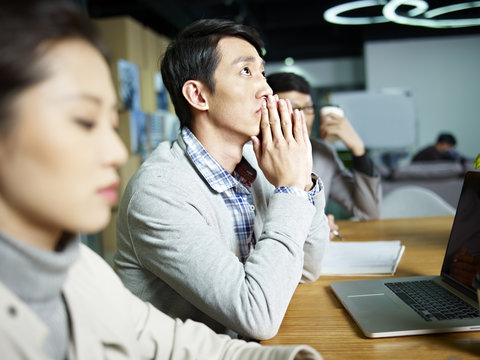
[[257, 78, 273, 98]]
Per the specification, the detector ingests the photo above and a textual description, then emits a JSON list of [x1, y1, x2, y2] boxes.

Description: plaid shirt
[[182, 128, 319, 263]]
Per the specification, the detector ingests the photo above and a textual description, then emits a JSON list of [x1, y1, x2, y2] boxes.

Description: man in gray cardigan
[[115, 19, 329, 341]]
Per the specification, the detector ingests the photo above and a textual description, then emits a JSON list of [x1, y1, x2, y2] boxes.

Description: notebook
[[331, 171, 480, 338], [320, 240, 405, 276]]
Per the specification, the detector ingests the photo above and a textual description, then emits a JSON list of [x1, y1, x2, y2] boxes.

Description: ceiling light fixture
[[324, 0, 480, 28], [383, 0, 480, 28], [284, 57, 295, 66], [323, 0, 389, 25]]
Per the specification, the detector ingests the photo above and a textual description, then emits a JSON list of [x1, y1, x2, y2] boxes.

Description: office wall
[[265, 56, 364, 89], [266, 34, 480, 160], [94, 16, 171, 253], [365, 35, 480, 159]]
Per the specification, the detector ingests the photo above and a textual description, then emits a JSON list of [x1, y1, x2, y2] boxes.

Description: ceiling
[[85, 0, 480, 62]]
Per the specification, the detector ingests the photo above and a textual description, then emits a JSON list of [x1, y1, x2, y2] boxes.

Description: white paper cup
[[320, 106, 344, 143]]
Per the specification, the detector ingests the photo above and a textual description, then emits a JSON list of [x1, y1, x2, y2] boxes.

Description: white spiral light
[[323, 0, 480, 28]]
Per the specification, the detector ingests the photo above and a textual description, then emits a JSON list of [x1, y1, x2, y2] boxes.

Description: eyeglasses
[[292, 105, 315, 114]]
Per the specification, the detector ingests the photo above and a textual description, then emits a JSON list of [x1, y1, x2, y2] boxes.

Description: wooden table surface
[[261, 216, 480, 360]]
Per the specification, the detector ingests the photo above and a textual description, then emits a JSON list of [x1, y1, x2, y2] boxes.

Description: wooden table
[[262, 216, 480, 360]]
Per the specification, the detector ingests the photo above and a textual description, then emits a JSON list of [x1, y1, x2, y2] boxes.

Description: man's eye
[[261, 71, 266, 78], [241, 67, 251, 75]]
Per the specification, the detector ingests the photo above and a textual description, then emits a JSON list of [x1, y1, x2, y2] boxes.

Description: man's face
[[437, 142, 454, 153], [204, 36, 272, 144], [275, 90, 315, 136]]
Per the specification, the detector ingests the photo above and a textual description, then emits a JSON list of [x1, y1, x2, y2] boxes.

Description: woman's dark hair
[[160, 18, 264, 130], [0, 0, 107, 132], [266, 72, 312, 95]]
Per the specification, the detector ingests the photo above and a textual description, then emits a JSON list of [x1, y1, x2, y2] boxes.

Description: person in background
[[412, 133, 466, 163], [115, 19, 329, 341], [0, 1, 322, 359], [267, 72, 381, 236]]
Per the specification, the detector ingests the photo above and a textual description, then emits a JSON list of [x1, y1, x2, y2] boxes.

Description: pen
[[333, 230, 344, 240]]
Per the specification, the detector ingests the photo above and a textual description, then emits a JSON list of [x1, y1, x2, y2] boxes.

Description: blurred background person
[[0, 1, 321, 359], [412, 132, 466, 164], [267, 72, 381, 235]]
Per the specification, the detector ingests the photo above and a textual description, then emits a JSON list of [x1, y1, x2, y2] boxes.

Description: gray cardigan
[[115, 136, 329, 340]]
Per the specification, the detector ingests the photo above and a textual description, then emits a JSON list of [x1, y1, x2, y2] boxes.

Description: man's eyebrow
[[232, 55, 265, 67]]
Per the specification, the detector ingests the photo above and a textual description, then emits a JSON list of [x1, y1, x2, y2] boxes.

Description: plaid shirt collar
[[182, 127, 257, 193]]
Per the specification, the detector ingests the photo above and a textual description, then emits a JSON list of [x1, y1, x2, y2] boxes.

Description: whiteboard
[[328, 91, 416, 149]]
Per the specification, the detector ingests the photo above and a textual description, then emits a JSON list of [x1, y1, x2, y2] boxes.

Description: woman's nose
[[102, 128, 128, 169]]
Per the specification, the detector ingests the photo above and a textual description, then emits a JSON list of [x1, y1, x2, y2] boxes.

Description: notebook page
[[320, 240, 405, 276]]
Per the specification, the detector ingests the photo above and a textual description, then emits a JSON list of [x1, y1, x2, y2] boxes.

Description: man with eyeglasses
[[267, 72, 381, 234]]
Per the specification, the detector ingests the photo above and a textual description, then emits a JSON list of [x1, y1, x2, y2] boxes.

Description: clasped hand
[[251, 94, 313, 191]]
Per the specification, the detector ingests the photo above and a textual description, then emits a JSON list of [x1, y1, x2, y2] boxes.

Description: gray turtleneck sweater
[[0, 231, 79, 360]]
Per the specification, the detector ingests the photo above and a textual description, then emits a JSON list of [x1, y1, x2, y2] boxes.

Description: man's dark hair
[[437, 133, 457, 146], [160, 19, 264, 130], [266, 72, 311, 95]]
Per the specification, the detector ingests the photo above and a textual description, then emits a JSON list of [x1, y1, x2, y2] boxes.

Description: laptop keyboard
[[385, 280, 480, 322]]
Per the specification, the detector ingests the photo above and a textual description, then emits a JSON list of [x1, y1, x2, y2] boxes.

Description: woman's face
[[0, 39, 127, 249]]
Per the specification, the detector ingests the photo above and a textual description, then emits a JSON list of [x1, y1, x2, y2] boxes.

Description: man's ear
[[182, 80, 209, 111]]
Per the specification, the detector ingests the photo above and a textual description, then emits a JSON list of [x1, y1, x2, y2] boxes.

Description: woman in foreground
[[0, 0, 321, 359]]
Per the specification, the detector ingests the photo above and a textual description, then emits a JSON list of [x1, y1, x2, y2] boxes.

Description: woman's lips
[[98, 182, 120, 204]]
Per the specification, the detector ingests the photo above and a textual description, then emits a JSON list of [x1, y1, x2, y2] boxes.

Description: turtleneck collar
[[0, 230, 79, 303]]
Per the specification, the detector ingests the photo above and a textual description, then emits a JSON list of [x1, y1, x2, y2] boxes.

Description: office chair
[[381, 185, 456, 219]]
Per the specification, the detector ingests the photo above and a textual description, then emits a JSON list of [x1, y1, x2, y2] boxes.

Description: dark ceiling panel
[[86, 0, 480, 62]]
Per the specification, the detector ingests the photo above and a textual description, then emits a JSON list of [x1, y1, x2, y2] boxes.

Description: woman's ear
[[182, 80, 209, 111]]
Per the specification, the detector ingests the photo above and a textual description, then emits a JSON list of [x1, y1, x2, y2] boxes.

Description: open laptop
[[331, 171, 480, 338]]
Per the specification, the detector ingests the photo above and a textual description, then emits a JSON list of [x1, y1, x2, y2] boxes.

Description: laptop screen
[[440, 171, 480, 298]]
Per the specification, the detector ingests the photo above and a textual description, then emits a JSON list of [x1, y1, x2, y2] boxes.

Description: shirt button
[[250, 205, 255, 211], [8, 305, 17, 317]]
